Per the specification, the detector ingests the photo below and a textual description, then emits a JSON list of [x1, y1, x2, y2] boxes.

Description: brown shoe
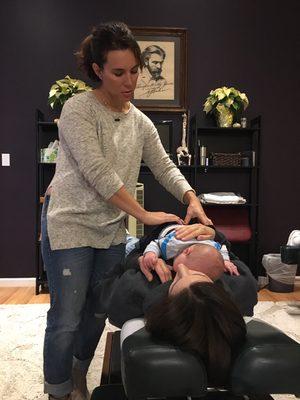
[[71, 388, 90, 400], [72, 366, 90, 400]]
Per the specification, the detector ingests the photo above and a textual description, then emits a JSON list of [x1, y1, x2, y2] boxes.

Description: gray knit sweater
[[47, 91, 193, 250]]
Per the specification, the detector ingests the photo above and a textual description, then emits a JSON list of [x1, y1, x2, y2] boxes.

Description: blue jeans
[[41, 196, 125, 397]]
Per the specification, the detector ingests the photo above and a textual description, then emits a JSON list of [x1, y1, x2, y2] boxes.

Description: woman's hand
[[183, 191, 213, 225], [175, 223, 216, 241], [138, 256, 172, 283], [109, 186, 182, 226], [140, 211, 183, 226]]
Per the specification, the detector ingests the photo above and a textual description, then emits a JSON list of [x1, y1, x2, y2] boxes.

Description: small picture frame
[[152, 119, 173, 156], [131, 27, 187, 112]]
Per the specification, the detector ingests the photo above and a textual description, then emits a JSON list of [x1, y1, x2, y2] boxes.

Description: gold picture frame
[[131, 26, 187, 112]]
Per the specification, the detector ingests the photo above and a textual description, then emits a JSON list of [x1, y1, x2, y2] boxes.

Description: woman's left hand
[[183, 192, 213, 225]]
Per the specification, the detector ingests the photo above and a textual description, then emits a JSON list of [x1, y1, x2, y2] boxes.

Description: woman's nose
[[124, 73, 133, 87]]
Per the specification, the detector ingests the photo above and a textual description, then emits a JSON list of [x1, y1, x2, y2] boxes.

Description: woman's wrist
[[136, 209, 148, 223], [183, 190, 197, 205]]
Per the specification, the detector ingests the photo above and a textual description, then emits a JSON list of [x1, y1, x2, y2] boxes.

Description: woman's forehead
[[105, 49, 138, 67]]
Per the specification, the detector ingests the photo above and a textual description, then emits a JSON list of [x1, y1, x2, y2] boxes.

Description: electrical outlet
[[1, 153, 10, 166]]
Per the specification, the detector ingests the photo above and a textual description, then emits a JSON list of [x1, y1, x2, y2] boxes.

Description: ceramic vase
[[215, 106, 234, 127]]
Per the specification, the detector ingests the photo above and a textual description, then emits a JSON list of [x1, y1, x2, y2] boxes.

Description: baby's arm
[[219, 244, 240, 276], [220, 244, 230, 261], [224, 260, 240, 276], [143, 241, 161, 269]]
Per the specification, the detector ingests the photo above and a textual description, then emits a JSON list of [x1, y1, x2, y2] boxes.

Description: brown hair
[[145, 282, 246, 386], [75, 21, 142, 82]]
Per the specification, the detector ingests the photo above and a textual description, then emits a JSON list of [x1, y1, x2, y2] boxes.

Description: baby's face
[[173, 244, 224, 281], [173, 245, 199, 271], [169, 263, 212, 296]]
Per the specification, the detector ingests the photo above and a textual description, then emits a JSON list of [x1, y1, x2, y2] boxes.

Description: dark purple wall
[[0, 0, 299, 277]]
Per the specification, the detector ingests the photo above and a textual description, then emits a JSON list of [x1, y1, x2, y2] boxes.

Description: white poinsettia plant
[[48, 75, 92, 109], [203, 86, 249, 117]]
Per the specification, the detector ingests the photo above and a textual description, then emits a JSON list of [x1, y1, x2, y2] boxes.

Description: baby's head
[[173, 244, 224, 281]]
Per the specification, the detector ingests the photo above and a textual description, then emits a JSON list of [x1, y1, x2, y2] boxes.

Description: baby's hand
[[143, 252, 158, 269], [224, 260, 240, 276]]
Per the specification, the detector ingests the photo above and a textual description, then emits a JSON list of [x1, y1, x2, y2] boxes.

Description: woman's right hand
[[109, 186, 182, 226], [140, 211, 182, 226], [139, 256, 172, 283], [175, 223, 215, 241]]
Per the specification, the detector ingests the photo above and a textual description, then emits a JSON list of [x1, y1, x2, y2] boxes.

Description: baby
[[143, 224, 239, 278]]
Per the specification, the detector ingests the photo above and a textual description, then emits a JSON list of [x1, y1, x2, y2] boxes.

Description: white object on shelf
[[287, 230, 300, 246], [41, 140, 60, 163], [198, 192, 246, 204]]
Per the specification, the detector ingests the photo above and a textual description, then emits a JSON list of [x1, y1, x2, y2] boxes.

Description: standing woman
[[42, 21, 211, 400]]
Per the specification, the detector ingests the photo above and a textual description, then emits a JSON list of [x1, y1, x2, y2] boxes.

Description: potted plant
[[48, 75, 92, 111], [203, 86, 249, 127]]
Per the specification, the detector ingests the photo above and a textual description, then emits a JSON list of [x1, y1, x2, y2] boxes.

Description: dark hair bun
[[75, 22, 141, 82]]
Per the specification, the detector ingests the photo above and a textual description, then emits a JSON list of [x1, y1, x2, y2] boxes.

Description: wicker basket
[[210, 152, 241, 167]]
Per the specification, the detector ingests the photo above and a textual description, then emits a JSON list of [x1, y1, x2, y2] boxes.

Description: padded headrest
[[121, 326, 207, 400], [231, 319, 300, 395], [121, 319, 300, 398]]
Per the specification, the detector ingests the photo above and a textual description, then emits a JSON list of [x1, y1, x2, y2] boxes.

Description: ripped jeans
[[41, 195, 125, 397]]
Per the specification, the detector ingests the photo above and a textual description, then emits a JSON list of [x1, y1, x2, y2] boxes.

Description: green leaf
[[48, 75, 92, 108]]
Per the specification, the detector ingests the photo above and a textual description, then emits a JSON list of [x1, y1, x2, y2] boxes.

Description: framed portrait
[[131, 27, 187, 112]]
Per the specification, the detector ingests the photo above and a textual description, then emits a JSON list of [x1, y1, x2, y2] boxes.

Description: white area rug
[[0, 302, 299, 400]]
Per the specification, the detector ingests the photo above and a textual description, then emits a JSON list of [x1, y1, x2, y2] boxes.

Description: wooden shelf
[[189, 114, 261, 275], [202, 203, 253, 208], [36, 109, 59, 294], [196, 127, 256, 134], [196, 166, 254, 170]]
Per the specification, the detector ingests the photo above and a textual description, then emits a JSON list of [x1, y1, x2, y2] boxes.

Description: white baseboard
[[0, 278, 35, 287]]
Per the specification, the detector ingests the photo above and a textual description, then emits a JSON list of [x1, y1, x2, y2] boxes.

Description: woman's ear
[[92, 63, 102, 79]]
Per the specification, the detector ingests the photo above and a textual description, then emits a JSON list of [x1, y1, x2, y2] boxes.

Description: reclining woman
[[106, 222, 257, 327], [97, 223, 256, 385]]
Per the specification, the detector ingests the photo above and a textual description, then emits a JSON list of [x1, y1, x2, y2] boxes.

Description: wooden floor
[[258, 280, 300, 301], [0, 287, 50, 304], [0, 281, 300, 304]]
